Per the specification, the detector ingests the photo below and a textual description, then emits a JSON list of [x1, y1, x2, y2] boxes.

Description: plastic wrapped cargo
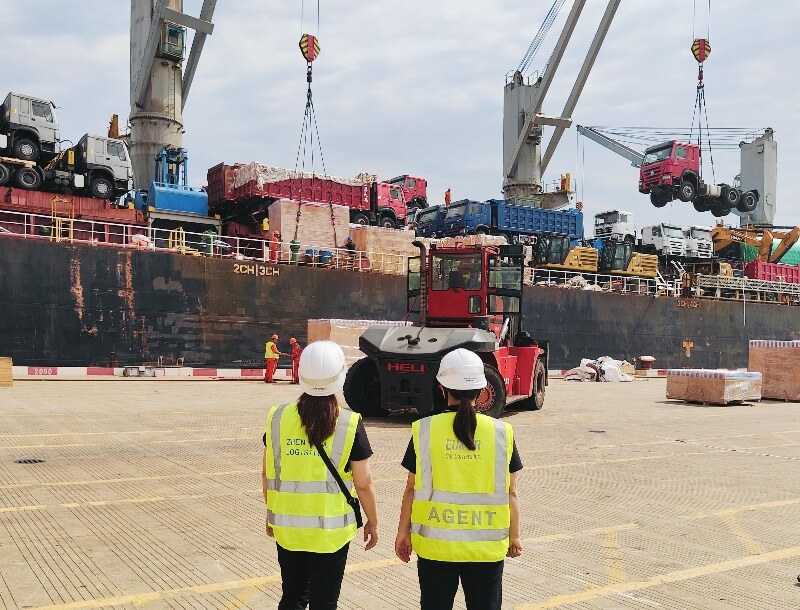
[[666, 369, 762, 405]]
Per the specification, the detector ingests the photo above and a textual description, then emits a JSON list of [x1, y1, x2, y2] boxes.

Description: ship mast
[[129, 0, 216, 188]]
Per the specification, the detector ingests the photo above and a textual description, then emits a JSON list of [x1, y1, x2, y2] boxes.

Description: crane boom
[[541, 0, 622, 173], [710, 226, 800, 264], [576, 125, 644, 167]]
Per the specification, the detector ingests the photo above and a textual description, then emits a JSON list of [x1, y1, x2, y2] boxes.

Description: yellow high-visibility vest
[[264, 403, 360, 552], [411, 412, 512, 562], [265, 341, 279, 359]]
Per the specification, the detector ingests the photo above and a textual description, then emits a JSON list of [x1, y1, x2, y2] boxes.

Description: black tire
[[409, 196, 428, 210], [351, 212, 370, 226], [475, 364, 506, 418], [623, 235, 635, 244], [737, 191, 758, 213], [90, 176, 114, 199], [0, 164, 10, 186], [475, 227, 488, 236], [693, 200, 710, 213], [15, 167, 42, 190], [650, 191, 668, 208], [343, 358, 383, 417], [515, 359, 546, 411], [12, 137, 39, 162], [678, 181, 696, 202], [711, 206, 730, 218], [723, 186, 740, 207], [380, 215, 397, 229]]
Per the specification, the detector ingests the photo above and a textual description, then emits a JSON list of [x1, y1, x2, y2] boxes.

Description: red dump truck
[[207, 163, 427, 232]]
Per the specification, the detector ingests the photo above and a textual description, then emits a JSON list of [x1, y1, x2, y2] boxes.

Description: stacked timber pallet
[[349, 225, 418, 275], [269, 199, 351, 261], [308, 319, 411, 366], [0, 357, 12, 387], [666, 369, 762, 405], [748, 340, 800, 400]]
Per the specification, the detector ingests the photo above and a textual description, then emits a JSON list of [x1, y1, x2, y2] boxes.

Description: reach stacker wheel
[[516, 359, 546, 411], [475, 364, 506, 418], [343, 358, 383, 417]]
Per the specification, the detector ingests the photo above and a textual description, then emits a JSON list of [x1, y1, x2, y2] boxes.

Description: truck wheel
[[0, 164, 10, 186], [90, 177, 114, 199], [475, 364, 506, 418], [723, 186, 740, 207], [12, 137, 39, 162], [343, 358, 383, 417], [351, 212, 370, 226], [15, 167, 42, 190], [475, 227, 488, 236], [693, 200, 710, 213], [737, 191, 758, 213], [380, 216, 397, 229], [678, 181, 696, 202], [650, 191, 668, 208], [711, 206, 730, 218]]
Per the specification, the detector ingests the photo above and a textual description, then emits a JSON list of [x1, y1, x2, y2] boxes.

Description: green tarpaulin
[[741, 239, 800, 266]]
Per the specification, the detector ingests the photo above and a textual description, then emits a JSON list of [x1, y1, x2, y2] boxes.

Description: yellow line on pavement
[[601, 530, 627, 584], [515, 544, 800, 609], [0, 504, 45, 513], [720, 515, 763, 555], [3, 436, 255, 450], [25, 557, 410, 610], [523, 523, 639, 544], [525, 451, 721, 470]]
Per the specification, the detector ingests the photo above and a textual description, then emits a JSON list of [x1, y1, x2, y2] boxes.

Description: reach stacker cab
[[343, 241, 548, 417]]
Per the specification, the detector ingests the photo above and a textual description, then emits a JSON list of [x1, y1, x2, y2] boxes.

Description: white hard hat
[[299, 341, 347, 396], [436, 349, 487, 391]]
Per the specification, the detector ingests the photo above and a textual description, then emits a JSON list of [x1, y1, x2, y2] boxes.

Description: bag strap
[[316, 442, 364, 529]]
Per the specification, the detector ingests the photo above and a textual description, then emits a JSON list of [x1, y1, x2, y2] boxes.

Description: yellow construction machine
[[532, 235, 658, 278], [711, 225, 800, 264]]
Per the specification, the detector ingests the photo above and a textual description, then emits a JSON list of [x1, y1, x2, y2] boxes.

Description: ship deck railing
[[525, 268, 676, 297], [694, 274, 800, 304], [0, 208, 409, 276]]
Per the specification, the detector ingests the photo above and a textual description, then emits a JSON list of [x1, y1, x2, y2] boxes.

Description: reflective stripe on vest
[[411, 413, 512, 562], [265, 403, 360, 553]]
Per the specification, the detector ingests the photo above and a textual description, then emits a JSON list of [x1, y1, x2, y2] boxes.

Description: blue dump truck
[[413, 205, 447, 237], [437, 199, 583, 242]]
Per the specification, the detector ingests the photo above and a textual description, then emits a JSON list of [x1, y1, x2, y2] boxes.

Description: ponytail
[[449, 388, 481, 450]]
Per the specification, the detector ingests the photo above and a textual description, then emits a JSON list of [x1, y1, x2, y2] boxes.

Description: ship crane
[[503, 0, 621, 207], [129, 0, 217, 188]]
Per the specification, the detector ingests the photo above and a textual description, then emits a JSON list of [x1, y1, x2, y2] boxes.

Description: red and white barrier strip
[[13, 366, 292, 380]]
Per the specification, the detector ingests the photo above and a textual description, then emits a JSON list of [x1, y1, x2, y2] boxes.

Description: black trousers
[[418, 557, 504, 610], [276, 542, 350, 610]]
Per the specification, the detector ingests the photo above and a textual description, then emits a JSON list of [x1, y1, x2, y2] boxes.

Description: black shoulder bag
[[316, 443, 364, 529]]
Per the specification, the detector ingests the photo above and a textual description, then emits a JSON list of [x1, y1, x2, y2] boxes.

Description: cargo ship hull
[[1, 237, 798, 369]]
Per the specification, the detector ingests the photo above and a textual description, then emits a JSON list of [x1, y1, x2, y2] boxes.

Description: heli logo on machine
[[386, 363, 425, 373]]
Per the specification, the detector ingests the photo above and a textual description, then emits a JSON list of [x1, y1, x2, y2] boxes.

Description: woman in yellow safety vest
[[262, 341, 379, 609], [395, 348, 524, 610]]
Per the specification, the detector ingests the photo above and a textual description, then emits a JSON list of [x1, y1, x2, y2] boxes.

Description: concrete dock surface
[[0, 378, 799, 609]]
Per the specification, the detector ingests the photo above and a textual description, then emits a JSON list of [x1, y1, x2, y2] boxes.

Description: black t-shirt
[[401, 437, 523, 474], [262, 419, 373, 468]]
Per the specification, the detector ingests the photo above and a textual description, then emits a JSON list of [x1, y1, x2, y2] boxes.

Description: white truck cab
[[593, 210, 636, 243], [641, 224, 687, 257], [685, 225, 713, 259], [0, 92, 61, 162]]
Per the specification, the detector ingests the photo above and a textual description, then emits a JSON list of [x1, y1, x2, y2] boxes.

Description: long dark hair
[[297, 393, 338, 447], [448, 388, 482, 450]]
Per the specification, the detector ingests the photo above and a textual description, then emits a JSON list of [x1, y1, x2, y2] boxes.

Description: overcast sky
[[4, 1, 798, 232]]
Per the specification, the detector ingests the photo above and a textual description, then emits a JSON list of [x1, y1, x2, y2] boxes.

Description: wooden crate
[[666, 369, 762, 405], [269, 199, 351, 261], [0, 357, 12, 387], [349, 226, 417, 275], [749, 340, 800, 400], [308, 319, 410, 366]]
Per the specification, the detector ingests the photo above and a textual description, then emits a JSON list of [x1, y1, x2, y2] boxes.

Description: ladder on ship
[[50, 197, 74, 243]]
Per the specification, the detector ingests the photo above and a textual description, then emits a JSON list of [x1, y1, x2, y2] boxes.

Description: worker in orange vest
[[289, 338, 302, 384], [264, 334, 287, 383], [269, 231, 282, 264]]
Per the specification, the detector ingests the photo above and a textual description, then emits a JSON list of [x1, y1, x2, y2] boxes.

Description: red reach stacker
[[343, 241, 548, 417]]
